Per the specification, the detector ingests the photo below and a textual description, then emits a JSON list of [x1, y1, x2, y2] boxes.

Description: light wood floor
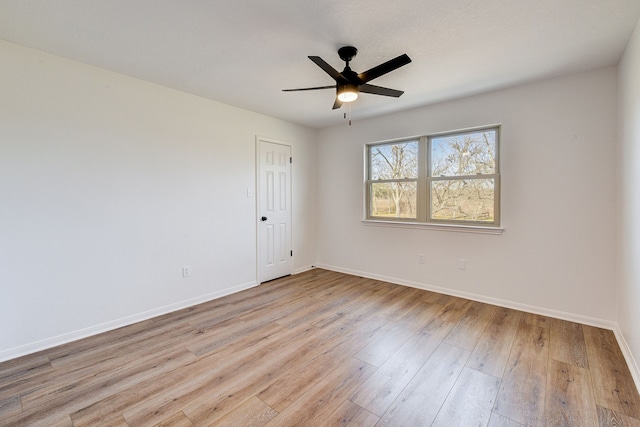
[[2, 269, 640, 426]]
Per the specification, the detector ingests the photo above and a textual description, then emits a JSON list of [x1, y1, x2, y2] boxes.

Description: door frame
[[255, 136, 293, 283]]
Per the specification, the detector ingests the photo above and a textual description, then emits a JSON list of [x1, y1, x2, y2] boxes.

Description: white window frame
[[364, 125, 503, 234]]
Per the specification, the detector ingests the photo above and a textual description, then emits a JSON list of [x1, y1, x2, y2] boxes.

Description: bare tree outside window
[[370, 141, 418, 218], [430, 130, 497, 222]]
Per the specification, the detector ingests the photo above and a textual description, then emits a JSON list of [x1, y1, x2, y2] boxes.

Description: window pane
[[371, 182, 417, 219], [431, 130, 496, 177], [430, 178, 494, 222], [370, 141, 418, 180]]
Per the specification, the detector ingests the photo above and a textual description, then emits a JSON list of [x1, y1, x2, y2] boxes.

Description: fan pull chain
[[342, 104, 353, 126]]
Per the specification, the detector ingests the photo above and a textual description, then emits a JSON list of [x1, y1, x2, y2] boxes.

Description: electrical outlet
[[457, 259, 467, 270], [182, 266, 191, 277], [418, 254, 425, 264]]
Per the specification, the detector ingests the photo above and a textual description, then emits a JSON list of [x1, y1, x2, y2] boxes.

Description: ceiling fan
[[283, 46, 412, 110]]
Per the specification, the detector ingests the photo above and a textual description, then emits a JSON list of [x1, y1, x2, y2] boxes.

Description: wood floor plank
[[47, 319, 198, 374], [520, 312, 551, 329], [20, 344, 195, 410], [466, 307, 521, 378], [46, 414, 76, 427], [549, 318, 589, 368], [122, 322, 318, 426], [184, 319, 386, 425], [0, 396, 22, 419], [320, 401, 379, 427], [584, 325, 640, 420], [0, 354, 52, 386], [444, 301, 497, 351], [44, 305, 204, 367], [349, 327, 450, 417], [68, 322, 286, 426], [431, 367, 501, 427], [257, 349, 357, 413], [421, 296, 474, 335], [256, 318, 387, 413], [544, 359, 598, 426], [6, 348, 196, 426], [0, 322, 197, 402], [353, 301, 439, 367], [154, 411, 195, 427], [274, 295, 344, 329], [1, 269, 638, 427], [373, 286, 428, 322], [488, 412, 524, 427], [320, 281, 390, 325], [597, 405, 640, 427], [257, 330, 372, 412], [181, 317, 388, 426], [493, 319, 549, 426], [377, 342, 470, 426], [264, 357, 377, 427], [186, 302, 248, 330], [237, 293, 313, 325], [211, 397, 278, 427]]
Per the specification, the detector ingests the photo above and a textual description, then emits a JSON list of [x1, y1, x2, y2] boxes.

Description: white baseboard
[[294, 264, 315, 275], [316, 263, 615, 328], [612, 325, 640, 396], [316, 263, 640, 394], [0, 280, 258, 363]]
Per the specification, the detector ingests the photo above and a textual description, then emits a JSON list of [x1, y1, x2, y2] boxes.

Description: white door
[[258, 139, 292, 282]]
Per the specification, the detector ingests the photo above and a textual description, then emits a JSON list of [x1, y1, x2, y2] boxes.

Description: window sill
[[361, 219, 504, 235]]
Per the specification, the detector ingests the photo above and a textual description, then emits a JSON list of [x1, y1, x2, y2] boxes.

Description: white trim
[[294, 264, 315, 275], [315, 263, 640, 393], [362, 219, 504, 235], [612, 325, 640, 395], [315, 263, 614, 328], [0, 280, 258, 363]]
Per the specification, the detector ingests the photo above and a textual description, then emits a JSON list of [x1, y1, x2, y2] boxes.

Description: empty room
[[2, 1, 640, 425]]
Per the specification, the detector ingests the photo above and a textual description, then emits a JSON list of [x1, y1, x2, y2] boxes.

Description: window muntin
[[366, 126, 500, 227]]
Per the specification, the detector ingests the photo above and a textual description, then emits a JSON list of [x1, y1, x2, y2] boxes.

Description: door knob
[[261, 216, 268, 221]]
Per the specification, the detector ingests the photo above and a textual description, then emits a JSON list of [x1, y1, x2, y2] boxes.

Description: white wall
[[1, 34, 632, 372], [618, 19, 640, 384], [316, 67, 618, 324], [0, 40, 317, 361]]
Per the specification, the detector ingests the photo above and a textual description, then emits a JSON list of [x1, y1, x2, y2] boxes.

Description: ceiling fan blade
[[357, 54, 412, 84], [308, 56, 345, 82], [332, 97, 343, 110], [359, 83, 404, 98], [282, 85, 335, 92]]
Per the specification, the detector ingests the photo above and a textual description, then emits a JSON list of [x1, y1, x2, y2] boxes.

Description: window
[[368, 140, 418, 219], [366, 125, 500, 228]]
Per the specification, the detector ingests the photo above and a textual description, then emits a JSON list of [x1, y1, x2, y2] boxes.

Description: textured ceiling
[[1, 0, 639, 128]]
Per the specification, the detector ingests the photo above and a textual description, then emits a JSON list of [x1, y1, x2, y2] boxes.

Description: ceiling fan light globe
[[337, 83, 359, 103], [337, 91, 358, 102]]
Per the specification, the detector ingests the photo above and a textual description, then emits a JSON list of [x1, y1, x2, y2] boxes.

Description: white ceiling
[[1, 1, 639, 129]]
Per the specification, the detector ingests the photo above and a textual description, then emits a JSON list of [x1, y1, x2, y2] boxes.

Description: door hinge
[[290, 250, 293, 256], [290, 157, 292, 164]]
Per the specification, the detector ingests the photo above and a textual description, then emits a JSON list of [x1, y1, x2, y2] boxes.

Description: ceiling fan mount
[[283, 46, 412, 110], [337, 46, 358, 63]]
